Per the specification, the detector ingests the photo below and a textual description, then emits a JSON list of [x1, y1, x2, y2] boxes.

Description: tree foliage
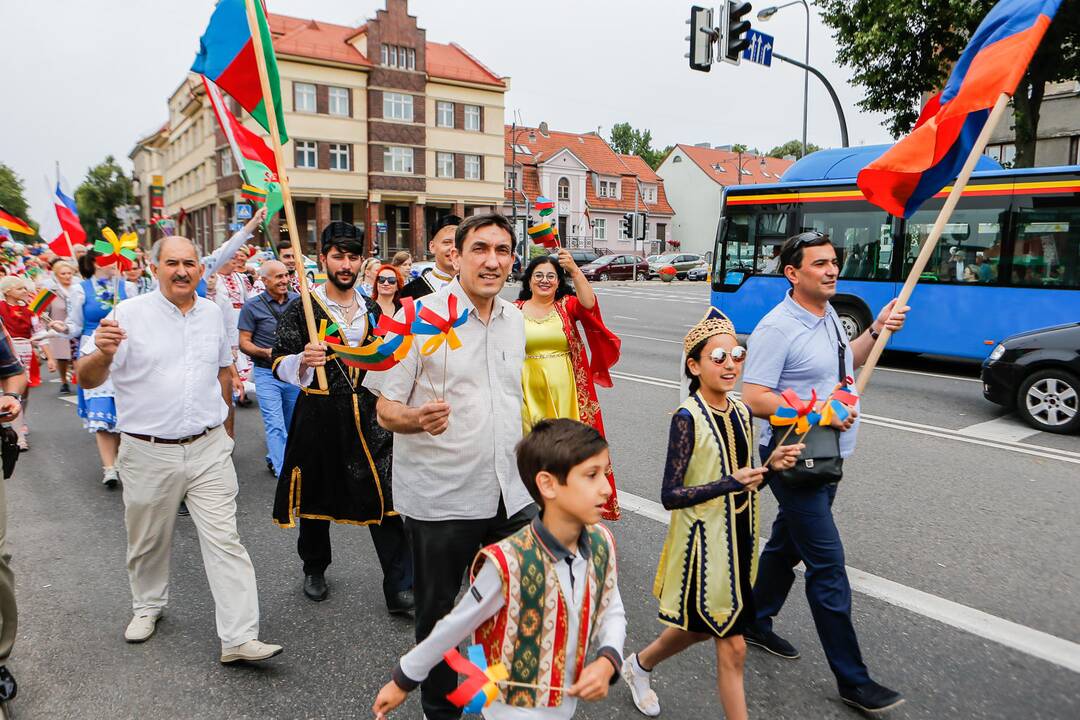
[[608, 122, 671, 169], [767, 139, 823, 160], [815, 0, 1080, 167], [75, 155, 133, 239], [0, 164, 39, 239]]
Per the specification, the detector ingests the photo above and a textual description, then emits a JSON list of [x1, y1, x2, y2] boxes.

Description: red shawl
[[517, 295, 622, 520]]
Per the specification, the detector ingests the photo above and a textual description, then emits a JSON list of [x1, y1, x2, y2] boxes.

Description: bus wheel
[[834, 304, 870, 341], [1016, 369, 1080, 434]]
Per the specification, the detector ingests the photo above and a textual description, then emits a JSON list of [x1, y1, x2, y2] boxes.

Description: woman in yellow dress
[[515, 248, 622, 519]]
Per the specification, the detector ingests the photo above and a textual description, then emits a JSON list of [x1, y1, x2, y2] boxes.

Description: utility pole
[[632, 180, 640, 281]]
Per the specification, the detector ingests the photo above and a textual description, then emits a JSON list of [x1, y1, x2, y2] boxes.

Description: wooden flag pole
[[243, 0, 327, 390], [855, 92, 1011, 396]]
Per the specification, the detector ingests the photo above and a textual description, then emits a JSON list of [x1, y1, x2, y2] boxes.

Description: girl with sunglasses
[[622, 309, 803, 720], [371, 264, 405, 320]]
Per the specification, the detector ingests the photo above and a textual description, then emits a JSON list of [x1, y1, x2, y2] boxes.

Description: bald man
[[239, 260, 300, 476]]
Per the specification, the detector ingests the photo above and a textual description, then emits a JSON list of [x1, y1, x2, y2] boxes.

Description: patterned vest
[[471, 522, 617, 708]]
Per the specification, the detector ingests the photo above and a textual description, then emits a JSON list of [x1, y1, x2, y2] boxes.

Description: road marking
[[958, 415, 1040, 443], [612, 333, 682, 345], [608, 370, 1080, 464], [613, 315, 639, 321], [58, 395, 77, 406], [617, 489, 1080, 675], [875, 366, 982, 383]]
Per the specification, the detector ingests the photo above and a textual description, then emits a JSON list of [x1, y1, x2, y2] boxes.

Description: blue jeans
[[752, 448, 871, 689], [253, 365, 299, 476]]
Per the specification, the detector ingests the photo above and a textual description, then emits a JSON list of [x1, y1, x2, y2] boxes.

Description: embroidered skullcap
[[683, 307, 737, 354]]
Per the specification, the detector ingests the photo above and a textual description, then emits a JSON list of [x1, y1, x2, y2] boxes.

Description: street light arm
[[773, 52, 849, 148]]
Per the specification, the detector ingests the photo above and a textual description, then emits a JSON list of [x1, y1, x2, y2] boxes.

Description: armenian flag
[[0, 207, 33, 236], [191, 0, 288, 143], [858, 0, 1064, 218], [28, 288, 56, 315]]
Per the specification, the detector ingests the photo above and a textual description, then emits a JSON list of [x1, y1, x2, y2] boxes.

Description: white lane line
[[612, 315, 639, 321], [58, 395, 77, 406], [617, 489, 1080, 674], [875, 366, 982, 383], [956, 415, 1041, 443], [608, 371, 1080, 464], [613, 333, 682, 345]]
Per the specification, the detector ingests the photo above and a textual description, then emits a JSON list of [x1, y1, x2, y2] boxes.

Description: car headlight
[[987, 344, 1006, 362]]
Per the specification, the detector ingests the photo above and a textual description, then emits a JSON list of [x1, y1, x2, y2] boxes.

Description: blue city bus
[[710, 145, 1080, 360]]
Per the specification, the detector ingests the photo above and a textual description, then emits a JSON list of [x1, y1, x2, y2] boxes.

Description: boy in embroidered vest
[[620, 309, 803, 720], [373, 418, 626, 719]]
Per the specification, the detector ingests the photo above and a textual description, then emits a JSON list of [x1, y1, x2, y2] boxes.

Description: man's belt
[[124, 425, 218, 445]]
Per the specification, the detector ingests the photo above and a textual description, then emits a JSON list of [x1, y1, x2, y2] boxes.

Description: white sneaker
[[102, 467, 119, 488], [220, 639, 283, 664], [622, 653, 661, 717], [124, 613, 161, 643]]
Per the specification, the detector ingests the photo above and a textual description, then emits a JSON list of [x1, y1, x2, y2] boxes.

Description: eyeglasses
[[533, 273, 559, 282], [376, 276, 398, 285], [709, 346, 747, 364]]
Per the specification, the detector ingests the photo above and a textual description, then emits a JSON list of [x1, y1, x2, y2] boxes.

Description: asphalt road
[[6, 280, 1079, 719]]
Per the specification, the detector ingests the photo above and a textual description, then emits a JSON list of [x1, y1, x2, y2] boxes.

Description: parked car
[[580, 254, 649, 282], [648, 253, 706, 279], [569, 250, 598, 267], [981, 322, 1080, 434], [686, 264, 709, 281]]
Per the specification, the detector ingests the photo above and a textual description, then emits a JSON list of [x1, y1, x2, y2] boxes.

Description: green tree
[[75, 155, 133, 239], [767, 139, 822, 160], [609, 122, 670, 169], [815, 0, 1080, 167], [0, 163, 39, 238], [730, 143, 750, 154]]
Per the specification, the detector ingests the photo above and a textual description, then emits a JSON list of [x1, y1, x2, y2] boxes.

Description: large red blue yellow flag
[[857, 0, 1063, 218]]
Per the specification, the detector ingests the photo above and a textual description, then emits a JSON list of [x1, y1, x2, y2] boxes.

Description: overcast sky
[[3, 0, 896, 224]]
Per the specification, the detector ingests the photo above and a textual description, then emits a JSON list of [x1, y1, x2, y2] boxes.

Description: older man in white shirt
[[76, 235, 282, 665]]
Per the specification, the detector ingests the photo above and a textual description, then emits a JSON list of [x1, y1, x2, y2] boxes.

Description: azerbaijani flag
[[191, 0, 288, 143], [202, 75, 283, 220], [0, 207, 33, 236], [28, 288, 56, 315], [858, 0, 1063, 218]]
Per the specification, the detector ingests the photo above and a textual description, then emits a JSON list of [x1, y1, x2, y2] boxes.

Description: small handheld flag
[[413, 294, 468, 356], [28, 288, 57, 315], [0, 208, 33, 236], [534, 196, 555, 217], [527, 221, 558, 249]]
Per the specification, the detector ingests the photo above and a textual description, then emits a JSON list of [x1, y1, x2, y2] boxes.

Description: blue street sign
[[235, 203, 253, 220], [228, 222, 243, 232], [742, 29, 774, 67]]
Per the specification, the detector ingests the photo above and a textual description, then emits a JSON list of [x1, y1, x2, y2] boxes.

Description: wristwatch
[[869, 325, 881, 340]]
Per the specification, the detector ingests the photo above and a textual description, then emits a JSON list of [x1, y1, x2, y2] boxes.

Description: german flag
[[0, 207, 33, 236], [241, 184, 267, 203]]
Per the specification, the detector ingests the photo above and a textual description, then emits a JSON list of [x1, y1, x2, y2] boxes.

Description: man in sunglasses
[[740, 230, 909, 713]]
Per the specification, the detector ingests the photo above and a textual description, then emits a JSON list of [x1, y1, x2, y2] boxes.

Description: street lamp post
[[509, 120, 537, 262], [758, 0, 810, 158]]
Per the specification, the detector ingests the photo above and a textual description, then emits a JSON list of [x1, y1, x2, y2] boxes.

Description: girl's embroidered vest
[[652, 394, 759, 633], [471, 522, 617, 708]]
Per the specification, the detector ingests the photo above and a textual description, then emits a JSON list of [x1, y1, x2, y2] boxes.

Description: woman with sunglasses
[[515, 248, 622, 520], [622, 309, 802, 720], [372, 264, 404, 320]]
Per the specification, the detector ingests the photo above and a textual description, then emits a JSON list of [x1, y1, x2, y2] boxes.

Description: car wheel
[[599, 273, 610, 282], [1016, 368, 1080, 434], [676, 273, 686, 280], [834, 303, 870, 341]]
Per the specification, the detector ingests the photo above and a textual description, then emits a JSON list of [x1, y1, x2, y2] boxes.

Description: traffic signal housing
[[686, 5, 715, 72], [638, 212, 649, 241], [721, 1, 753, 65], [621, 213, 635, 239]]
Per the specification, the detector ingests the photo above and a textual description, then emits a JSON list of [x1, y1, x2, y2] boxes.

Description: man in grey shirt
[[741, 231, 908, 713], [363, 213, 535, 720]]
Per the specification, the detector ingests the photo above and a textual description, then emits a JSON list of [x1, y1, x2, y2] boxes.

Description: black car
[[570, 250, 598, 266], [981, 322, 1080, 434]]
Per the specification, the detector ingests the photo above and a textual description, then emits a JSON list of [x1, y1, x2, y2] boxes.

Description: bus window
[[799, 207, 893, 280], [1013, 205, 1080, 288], [903, 203, 1008, 283], [751, 212, 790, 275]]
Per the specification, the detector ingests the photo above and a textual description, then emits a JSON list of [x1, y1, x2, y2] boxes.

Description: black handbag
[[1, 424, 19, 480], [768, 316, 848, 489]]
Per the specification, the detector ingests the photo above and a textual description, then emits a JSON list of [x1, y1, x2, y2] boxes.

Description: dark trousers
[[298, 515, 413, 601], [751, 452, 871, 689], [405, 501, 537, 720]]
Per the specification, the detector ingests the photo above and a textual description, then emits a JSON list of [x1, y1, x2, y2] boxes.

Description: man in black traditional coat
[[400, 214, 461, 300], [271, 222, 412, 614]]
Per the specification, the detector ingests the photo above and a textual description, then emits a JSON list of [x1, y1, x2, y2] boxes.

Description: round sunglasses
[[709, 346, 747, 364]]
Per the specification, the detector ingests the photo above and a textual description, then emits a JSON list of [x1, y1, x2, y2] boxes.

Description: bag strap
[[260, 293, 285, 322], [827, 314, 847, 383]]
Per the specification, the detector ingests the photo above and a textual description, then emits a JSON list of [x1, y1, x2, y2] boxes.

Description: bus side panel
[[711, 276, 790, 334]]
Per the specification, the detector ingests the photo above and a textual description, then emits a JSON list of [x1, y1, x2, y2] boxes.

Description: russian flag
[[858, 0, 1063, 218]]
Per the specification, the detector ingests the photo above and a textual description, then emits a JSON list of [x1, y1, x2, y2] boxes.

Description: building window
[[220, 150, 233, 177], [436, 101, 454, 128], [328, 86, 349, 116], [558, 177, 570, 201], [984, 142, 1016, 167], [464, 154, 481, 180], [383, 92, 413, 122], [593, 218, 606, 240], [505, 169, 516, 189], [1070, 136, 1079, 165], [295, 140, 317, 168], [437, 152, 454, 178], [381, 44, 415, 70], [598, 179, 618, 198], [384, 146, 414, 174], [407, 48, 416, 70], [329, 143, 350, 171], [657, 223, 666, 241], [294, 82, 316, 113], [464, 104, 481, 131]]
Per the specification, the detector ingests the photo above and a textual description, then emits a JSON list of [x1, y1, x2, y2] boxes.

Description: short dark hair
[[431, 214, 463, 240], [517, 255, 574, 302], [454, 213, 516, 252], [516, 419, 608, 509], [779, 231, 832, 274], [319, 221, 365, 256], [275, 240, 292, 254], [684, 337, 709, 396]]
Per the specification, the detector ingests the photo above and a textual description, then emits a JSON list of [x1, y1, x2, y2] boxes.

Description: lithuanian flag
[[29, 288, 56, 315], [0, 207, 33, 236]]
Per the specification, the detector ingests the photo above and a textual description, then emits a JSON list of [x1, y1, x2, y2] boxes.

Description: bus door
[[713, 204, 793, 332]]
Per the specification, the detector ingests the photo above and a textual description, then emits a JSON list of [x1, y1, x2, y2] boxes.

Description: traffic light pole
[[773, 52, 849, 148], [632, 183, 639, 281]]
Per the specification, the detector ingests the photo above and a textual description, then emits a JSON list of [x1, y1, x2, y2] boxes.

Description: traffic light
[[621, 213, 634, 238], [638, 212, 650, 241], [686, 5, 715, 72], [721, 1, 753, 65]]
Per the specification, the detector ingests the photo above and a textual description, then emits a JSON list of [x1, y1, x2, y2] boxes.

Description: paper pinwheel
[[534, 196, 555, 217], [374, 297, 420, 362], [445, 645, 508, 713], [94, 227, 138, 271], [413, 294, 468, 356], [818, 376, 859, 426], [769, 388, 821, 434]]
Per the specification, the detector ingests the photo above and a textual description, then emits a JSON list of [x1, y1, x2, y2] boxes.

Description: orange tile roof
[[675, 144, 794, 185], [265, 13, 504, 86], [617, 153, 661, 182]]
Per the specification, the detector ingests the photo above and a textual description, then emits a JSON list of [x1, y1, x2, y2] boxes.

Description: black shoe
[[839, 681, 904, 713], [0, 666, 17, 702], [59, 383, 71, 395], [177, 501, 189, 517], [266, 459, 276, 475], [743, 626, 800, 659], [385, 589, 414, 616], [303, 573, 328, 601]]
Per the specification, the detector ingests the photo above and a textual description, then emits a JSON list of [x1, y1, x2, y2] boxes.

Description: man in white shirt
[[76, 235, 282, 665]]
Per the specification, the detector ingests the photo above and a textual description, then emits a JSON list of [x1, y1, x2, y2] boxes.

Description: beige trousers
[[0, 475, 16, 662], [117, 425, 259, 647]]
